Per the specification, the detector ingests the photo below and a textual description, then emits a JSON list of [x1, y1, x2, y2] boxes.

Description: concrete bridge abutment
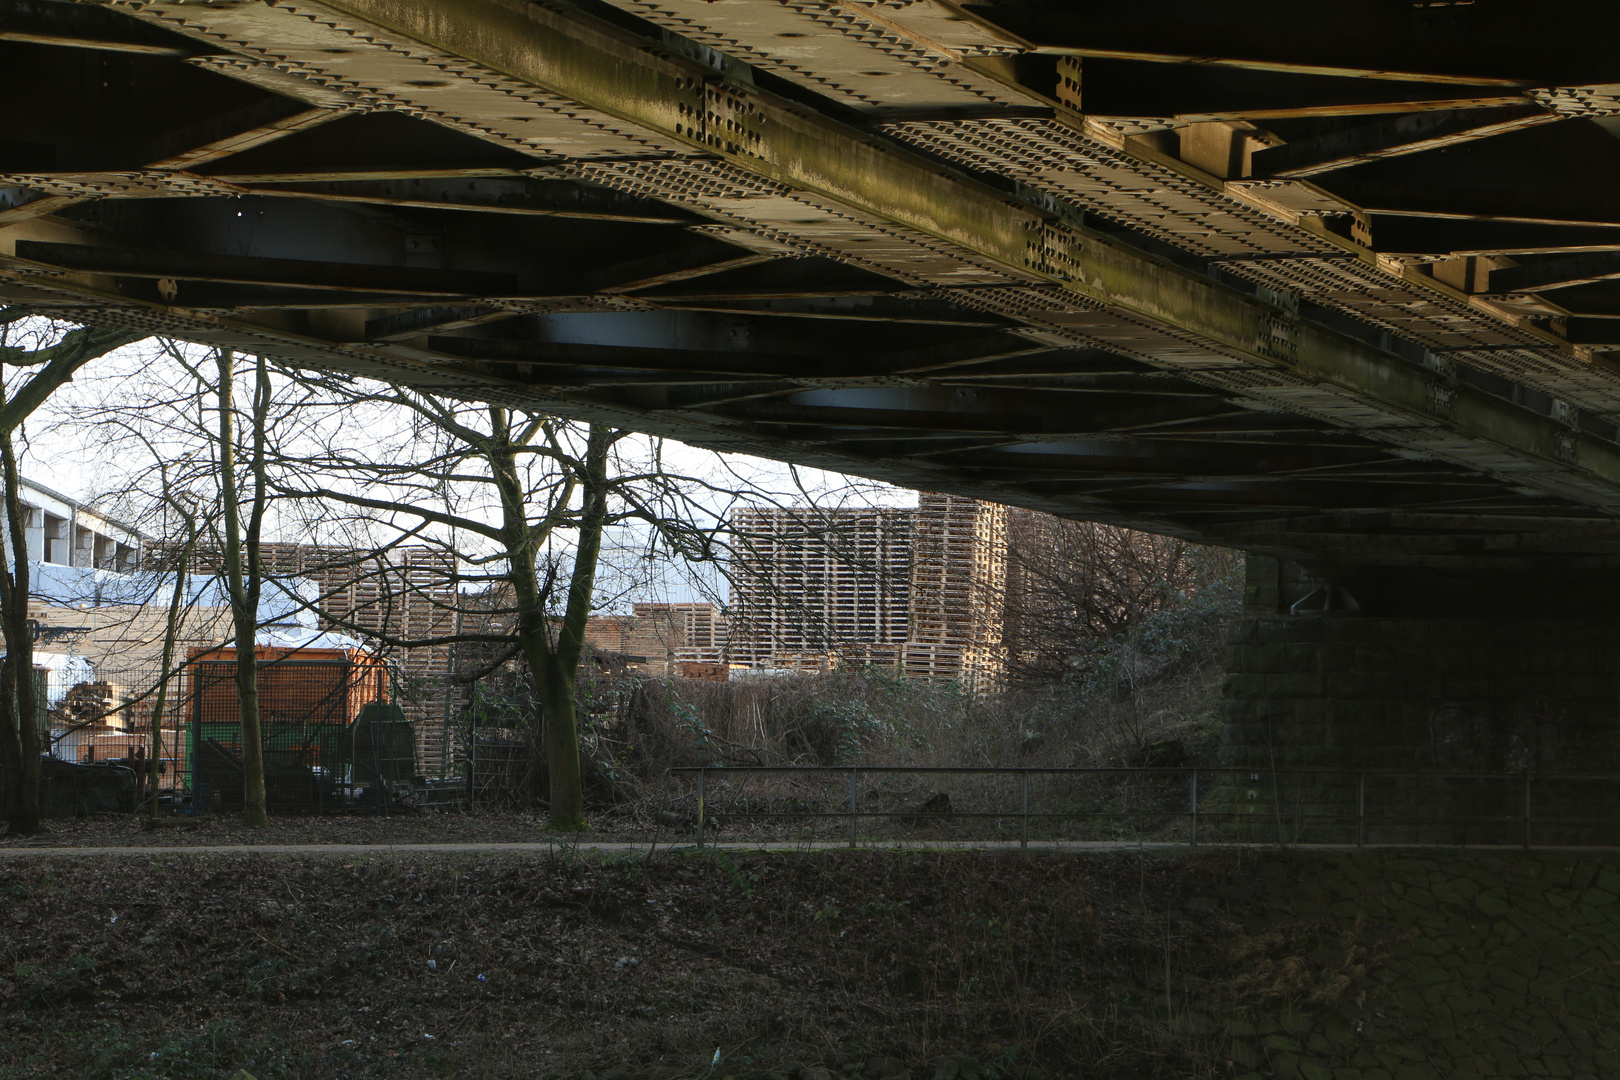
[[1219, 557, 1620, 845]]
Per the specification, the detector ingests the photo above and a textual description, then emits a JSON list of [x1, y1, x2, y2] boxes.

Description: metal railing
[[668, 765, 1620, 850]]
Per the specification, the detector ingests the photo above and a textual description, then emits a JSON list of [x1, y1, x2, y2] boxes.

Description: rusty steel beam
[[1489, 253, 1620, 295], [13, 240, 522, 297], [949, 2, 1619, 86], [1, 0, 1619, 566], [0, 0, 203, 55]]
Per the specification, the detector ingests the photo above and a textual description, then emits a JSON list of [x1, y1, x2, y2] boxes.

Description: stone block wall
[[1218, 616, 1620, 845], [1227, 850, 1620, 1079]]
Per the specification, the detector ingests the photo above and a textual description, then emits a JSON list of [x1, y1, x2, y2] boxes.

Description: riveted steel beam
[[1251, 105, 1560, 179], [0, 0, 204, 56], [1490, 252, 1620, 295], [303, 0, 1620, 498], [7, 0, 1620, 566], [949, 2, 1620, 87]]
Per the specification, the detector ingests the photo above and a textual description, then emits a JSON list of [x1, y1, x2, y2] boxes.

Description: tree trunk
[[217, 350, 269, 826], [0, 419, 41, 834], [545, 425, 611, 830], [538, 660, 584, 827], [0, 317, 142, 832], [0, 658, 19, 828], [486, 414, 614, 831], [496, 468, 589, 829], [146, 525, 192, 821]]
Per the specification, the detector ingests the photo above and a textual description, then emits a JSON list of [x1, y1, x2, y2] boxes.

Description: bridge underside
[[7, 0, 1620, 573]]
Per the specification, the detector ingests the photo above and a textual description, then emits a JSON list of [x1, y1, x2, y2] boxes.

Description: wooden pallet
[[729, 494, 1008, 684]]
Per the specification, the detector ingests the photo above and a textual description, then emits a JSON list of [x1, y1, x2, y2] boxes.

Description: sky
[[14, 335, 923, 611]]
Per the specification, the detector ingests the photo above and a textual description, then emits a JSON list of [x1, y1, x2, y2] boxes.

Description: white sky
[[15, 336, 925, 611]]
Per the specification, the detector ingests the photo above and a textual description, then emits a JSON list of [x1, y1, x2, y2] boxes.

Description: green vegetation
[[585, 541, 1242, 795]]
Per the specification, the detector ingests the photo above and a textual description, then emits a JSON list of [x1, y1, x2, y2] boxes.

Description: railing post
[[1020, 770, 1029, 851], [1356, 772, 1365, 849], [1523, 772, 1532, 850], [849, 766, 858, 849], [1190, 768, 1198, 847], [696, 768, 705, 851]]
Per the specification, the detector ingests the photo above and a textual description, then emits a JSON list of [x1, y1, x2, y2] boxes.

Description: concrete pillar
[[1220, 559, 1620, 845], [24, 513, 42, 562], [72, 524, 93, 568]]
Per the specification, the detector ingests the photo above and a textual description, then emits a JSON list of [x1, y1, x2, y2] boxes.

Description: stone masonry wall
[[1220, 616, 1620, 845], [1229, 850, 1620, 1080]]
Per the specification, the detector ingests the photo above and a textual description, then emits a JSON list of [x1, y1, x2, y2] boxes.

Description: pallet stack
[[578, 602, 728, 674], [903, 494, 1007, 689], [663, 602, 728, 667], [728, 494, 1007, 686], [728, 504, 914, 669]]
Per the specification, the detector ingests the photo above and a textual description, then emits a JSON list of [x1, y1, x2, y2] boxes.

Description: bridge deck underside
[[6, 0, 1620, 568]]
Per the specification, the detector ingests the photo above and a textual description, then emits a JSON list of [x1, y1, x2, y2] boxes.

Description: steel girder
[[4, 0, 1620, 567]]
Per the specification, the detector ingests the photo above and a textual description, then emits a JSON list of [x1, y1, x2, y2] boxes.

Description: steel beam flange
[[35, 0, 1620, 524], [230, 0, 1620, 499]]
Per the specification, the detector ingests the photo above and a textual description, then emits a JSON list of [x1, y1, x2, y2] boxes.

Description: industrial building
[[6, 477, 142, 573]]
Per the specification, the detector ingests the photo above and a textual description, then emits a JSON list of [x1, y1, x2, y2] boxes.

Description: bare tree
[[260, 370, 900, 827], [48, 342, 893, 829], [0, 312, 144, 834], [42, 339, 305, 826], [213, 349, 275, 826], [1001, 511, 1216, 687], [263, 373, 728, 830], [142, 473, 199, 822]]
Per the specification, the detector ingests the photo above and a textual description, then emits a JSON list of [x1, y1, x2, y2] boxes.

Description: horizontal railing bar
[[671, 766, 1620, 780], [660, 765, 1620, 849], [683, 811, 1192, 822], [665, 810, 1549, 824], [675, 809, 1599, 824]]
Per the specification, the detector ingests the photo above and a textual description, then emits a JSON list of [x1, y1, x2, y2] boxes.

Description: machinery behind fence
[[189, 656, 406, 812], [668, 765, 1620, 850]]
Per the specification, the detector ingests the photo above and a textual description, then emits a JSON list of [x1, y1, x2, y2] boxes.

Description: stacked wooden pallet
[[906, 494, 1008, 687], [665, 601, 730, 667], [729, 505, 913, 667], [579, 602, 728, 674], [728, 494, 1008, 685]]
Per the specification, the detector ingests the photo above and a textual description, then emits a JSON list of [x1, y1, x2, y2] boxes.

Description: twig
[[253, 932, 299, 960]]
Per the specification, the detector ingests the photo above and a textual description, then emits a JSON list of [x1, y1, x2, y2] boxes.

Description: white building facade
[[5, 478, 142, 573]]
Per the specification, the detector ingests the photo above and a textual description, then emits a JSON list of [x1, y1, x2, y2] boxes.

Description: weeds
[[1224, 911, 1389, 1010]]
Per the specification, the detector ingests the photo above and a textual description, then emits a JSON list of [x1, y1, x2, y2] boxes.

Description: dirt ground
[[0, 807, 853, 850], [0, 820, 1352, 1080], [0, 809, 573, 849]]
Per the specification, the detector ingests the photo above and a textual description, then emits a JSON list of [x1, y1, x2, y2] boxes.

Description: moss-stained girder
[[321, 0, 1620, 491], [5, 0, 1620, 569]]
